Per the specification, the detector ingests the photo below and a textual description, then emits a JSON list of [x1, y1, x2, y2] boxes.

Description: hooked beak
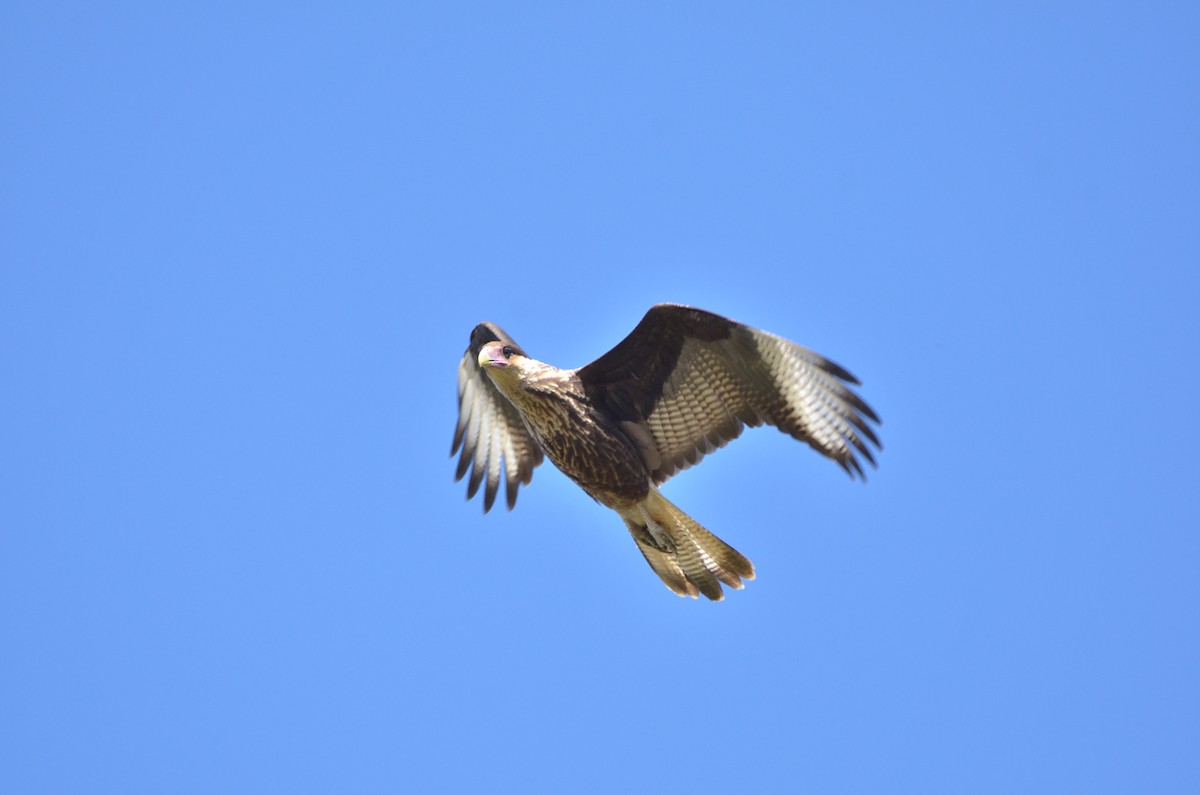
[[478, 343, 507, 369]]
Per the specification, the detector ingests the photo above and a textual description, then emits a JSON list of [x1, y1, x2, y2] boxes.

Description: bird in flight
[[452, 303, 881, 600]]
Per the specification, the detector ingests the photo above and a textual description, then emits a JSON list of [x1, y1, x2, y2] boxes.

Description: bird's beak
[[478, 344, 506, 369]]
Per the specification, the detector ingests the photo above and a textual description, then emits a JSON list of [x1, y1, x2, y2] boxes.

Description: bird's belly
[[523, 416, 649, 508]]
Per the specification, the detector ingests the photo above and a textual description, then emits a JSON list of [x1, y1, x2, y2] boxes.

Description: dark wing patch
[[577, 304, 881, 484], [451, 322, 544, 511]]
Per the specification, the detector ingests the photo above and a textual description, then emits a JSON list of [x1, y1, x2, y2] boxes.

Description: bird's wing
[[576, 304, 881, 484], [452, 322, 544, 511]]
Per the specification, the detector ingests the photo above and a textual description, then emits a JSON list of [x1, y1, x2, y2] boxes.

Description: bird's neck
[[489, 360, 579, 406]]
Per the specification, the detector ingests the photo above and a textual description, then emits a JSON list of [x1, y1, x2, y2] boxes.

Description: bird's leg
[[628, 519, 676, 553]]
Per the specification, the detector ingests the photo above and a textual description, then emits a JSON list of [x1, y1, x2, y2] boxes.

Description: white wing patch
[[749, 329, 880, 478], [452, 349, 543, 511]]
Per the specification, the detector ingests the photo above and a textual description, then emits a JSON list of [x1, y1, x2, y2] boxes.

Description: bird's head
[[478, 341, 526, 373]]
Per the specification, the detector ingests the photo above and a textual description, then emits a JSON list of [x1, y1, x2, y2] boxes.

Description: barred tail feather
[[621, 490, 755, 601]]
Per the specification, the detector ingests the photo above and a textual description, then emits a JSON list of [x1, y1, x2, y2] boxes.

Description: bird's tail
[[620, 489, 755, 601]]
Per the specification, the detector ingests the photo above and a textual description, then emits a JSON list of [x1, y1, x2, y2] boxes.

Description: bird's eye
[[502, 346, 515, 358]]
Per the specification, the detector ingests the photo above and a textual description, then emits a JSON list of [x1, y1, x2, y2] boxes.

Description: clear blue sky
[[3, 2, 1198, 792]]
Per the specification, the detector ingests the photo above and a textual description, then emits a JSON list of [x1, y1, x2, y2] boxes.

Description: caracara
[[452, 303, 881, 600]]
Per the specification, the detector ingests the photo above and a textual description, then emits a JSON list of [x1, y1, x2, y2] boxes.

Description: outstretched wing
[[576, 304, 881, 484], [451, 322, 544, 511]]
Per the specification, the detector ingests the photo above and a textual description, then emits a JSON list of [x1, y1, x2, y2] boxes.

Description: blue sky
[[3, 2, 1198, 792]]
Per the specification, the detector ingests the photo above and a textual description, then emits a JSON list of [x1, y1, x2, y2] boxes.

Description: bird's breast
[[511, 382, 650, 507]]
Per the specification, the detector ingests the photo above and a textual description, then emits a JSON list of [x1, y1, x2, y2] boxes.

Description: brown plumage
[[451, 303, 881, 600]]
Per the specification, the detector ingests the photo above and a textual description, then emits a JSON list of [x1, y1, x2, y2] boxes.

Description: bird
[[451, 303, 881, 600]]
